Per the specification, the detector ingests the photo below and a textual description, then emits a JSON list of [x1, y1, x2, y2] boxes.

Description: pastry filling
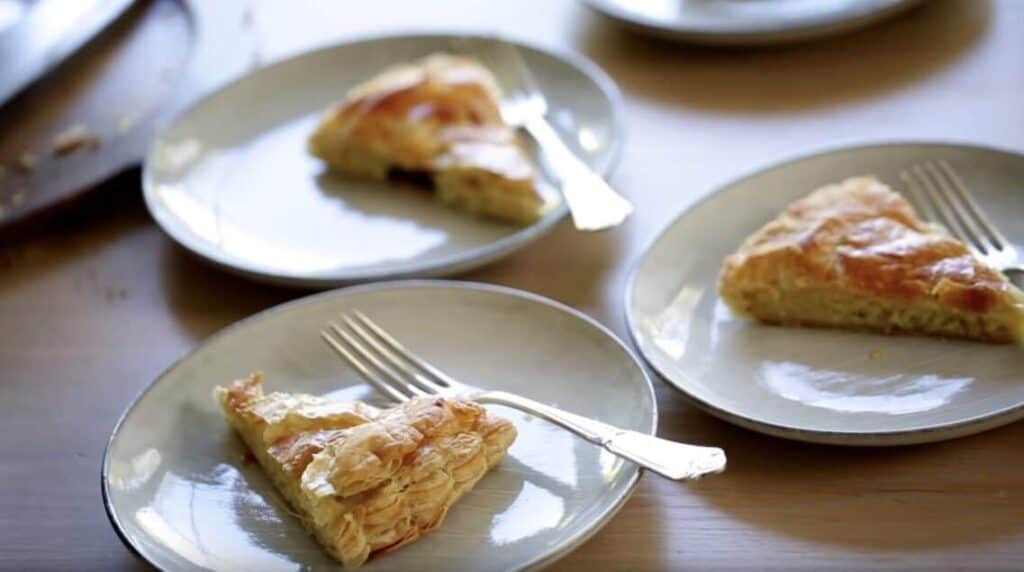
[[387, 167, 435, 190]]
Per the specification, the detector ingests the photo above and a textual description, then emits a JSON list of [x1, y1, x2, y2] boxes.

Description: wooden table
[[2, 0, 1023, 569]]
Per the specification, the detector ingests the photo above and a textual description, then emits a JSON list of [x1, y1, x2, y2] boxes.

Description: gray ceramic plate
[[627, 142, 1024, 446], [143, 33, 623, 288], [583, 0, 927, 45], [104, 281, 656, 570]]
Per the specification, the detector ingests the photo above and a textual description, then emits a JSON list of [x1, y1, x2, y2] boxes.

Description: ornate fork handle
[[476, 390, 726, 481]]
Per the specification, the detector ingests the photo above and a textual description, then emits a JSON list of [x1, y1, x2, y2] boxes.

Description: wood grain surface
[[1, 0, 1022, 569]]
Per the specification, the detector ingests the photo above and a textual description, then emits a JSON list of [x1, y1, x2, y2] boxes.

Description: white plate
[[583, 0, 926, 46], [626, 142, 1024, 446], [104, 281, 656, 570], [144, 34, 623, 288]]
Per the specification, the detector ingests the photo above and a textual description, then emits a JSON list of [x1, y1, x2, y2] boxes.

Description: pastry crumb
[[103, 287, 129, 301], [16, 152, 36, 173], [869, 349, 885, 360], [116, 112, 140, 134], [52, 124, 102, 156]]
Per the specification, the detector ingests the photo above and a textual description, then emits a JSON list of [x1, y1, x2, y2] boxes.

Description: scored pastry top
[[720, 176, 1023, 314], [309, 53, 517, 172]]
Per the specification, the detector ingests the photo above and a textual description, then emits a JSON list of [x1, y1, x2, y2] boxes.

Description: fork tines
[[900, 160, 1010, 261], [321, 311, 454, 403]]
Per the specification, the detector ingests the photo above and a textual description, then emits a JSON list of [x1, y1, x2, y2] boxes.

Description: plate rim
[[624, 139, 1024, 446], [142, 30, 626, 288], [103, 279, 657, 570], [581, 0, 928, 46]]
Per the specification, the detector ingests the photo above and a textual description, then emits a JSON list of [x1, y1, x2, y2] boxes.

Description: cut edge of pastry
[[433, 161, 552, 226], [215, 374, 366, 565], [720, 281, 1024, 343]]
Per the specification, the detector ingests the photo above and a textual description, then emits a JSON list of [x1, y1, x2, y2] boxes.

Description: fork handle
[[523, 117, 633, 232], [476, 390, 726, 481]]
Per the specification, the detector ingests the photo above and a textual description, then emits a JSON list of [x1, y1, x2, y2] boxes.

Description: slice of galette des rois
[[308, 52, 554, 225], [718, 176, 1024, 343], [215, 373, 517, 567]]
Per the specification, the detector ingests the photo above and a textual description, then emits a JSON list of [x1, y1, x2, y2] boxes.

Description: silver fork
[[900, 160, 1024, 287], [469, 39, 633, 231], [320, 311, 726, 481]]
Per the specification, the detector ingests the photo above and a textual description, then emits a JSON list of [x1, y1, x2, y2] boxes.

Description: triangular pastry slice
[[216, 373, 517, 567], [718, 176, 1024, 343], [308, 53, 551, 225]]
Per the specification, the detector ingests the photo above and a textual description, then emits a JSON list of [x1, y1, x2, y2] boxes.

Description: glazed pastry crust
[[216, 373, 516, 567], [307, 53, 550, 225], [718, 176, 1024, 343]]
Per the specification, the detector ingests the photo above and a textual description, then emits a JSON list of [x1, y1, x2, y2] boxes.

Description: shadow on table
[[574, 0, 991, 113], [157, 213, 624, 342], [466, 216, 626, 323], [667, 408, 1024, 550], [0, 170, 149, 296], [159, 239, 296, 342]]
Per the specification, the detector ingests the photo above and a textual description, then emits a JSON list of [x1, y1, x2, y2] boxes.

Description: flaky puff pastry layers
[[718, 177, 1024, 343], [216, 373, 517, 567], [307, 53, 551, 225]]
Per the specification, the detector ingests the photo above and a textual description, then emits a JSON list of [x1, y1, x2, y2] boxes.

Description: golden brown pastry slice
[[308, 53, 551, 225], [718, 176, 1024, 343], [216, 373, 517, 567]]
